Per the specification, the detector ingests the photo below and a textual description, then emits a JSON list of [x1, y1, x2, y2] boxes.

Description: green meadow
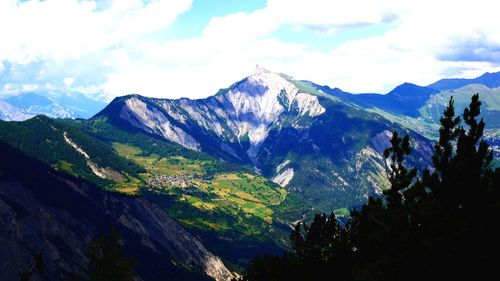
[[112, 142, 287, 232]]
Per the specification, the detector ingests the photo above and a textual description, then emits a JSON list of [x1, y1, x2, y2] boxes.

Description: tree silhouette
[[241, 94, 500, 281], [18, 249, 44, 281], [85, 228, 135, 281], [383, 131, 417, 207]]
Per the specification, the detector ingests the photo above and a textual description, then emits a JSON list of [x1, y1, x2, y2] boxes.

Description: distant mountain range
[[429, 71, 500, 91], [0, 91, 107, 120], [310, 72, 500, 140], [1, 69, 499, 280], [0, 100, 31, 121]]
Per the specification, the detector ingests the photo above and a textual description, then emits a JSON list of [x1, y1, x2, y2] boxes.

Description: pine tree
[[405, 94, 498, 280], [383, 131, 417, 207], [85, 228, 135, 281], [351, 131, 416, 281], [242, 94, 499, 281], [18, 249, 44, 281], [432, 97, 461, 181]]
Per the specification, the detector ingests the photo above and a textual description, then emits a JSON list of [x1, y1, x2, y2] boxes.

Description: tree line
[[240, 94, 500, 281]]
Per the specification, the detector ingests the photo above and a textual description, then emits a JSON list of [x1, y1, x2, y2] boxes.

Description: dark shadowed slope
[[0, 140, 233, 281]]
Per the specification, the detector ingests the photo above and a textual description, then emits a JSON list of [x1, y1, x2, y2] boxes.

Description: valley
[[2, 1, 498, 279], [1, 69, 499, 280], [111, 141, 286, 228]]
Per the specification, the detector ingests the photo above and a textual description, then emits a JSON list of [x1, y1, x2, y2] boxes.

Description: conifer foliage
[[85, 229, 135, 281], [241, 94, 500, 281]]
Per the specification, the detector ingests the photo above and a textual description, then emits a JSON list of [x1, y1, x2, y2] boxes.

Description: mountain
[[0, 115, 292, 270], [309, 72, 500, 140], [420, 84, 500, 129], [0, 91, 107, 120], [96, 67, 327, 163], [312, 82, 439, 117], [94, 67, 433, 214], [0, 67, 499, 280], [5, 68, 428, 270], [420, 84, 500, 159], [428, 71, 500, 91], [0, 140, 233, 281], [0, 100, 31, 121], [2, 68, 497, 278]]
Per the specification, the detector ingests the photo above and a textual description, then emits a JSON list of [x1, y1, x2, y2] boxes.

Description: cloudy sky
[[0, 0, 499, 100]]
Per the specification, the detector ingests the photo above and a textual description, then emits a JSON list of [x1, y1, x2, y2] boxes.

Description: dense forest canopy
[[241, 94, 500, 281]]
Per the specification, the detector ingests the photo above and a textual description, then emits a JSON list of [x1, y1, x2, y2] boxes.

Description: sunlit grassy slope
[[64, 117, 309, 262], [1, 116, 301, 268], [112, 142, 286, 230]]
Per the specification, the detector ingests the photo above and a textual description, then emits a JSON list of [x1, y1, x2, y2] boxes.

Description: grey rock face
[[0, 141, 233, 281]]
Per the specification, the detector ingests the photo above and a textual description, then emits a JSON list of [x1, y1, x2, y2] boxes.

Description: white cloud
[[104, 0, 500, 97], [316, 0, 500, 92], [267, 0, 403, 30], [1, 0, 500, 99], [0, 0, 192, 98], [0, 0, 192, 63], [95, 0, 400, 98], [63, 77, 75, 87], [21, 84, 39, 92]]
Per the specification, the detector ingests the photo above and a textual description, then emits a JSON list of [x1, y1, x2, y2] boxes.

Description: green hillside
[[0, 116, 310, 268], [0, 116, 143, 189], [419, 84, 500, 137]]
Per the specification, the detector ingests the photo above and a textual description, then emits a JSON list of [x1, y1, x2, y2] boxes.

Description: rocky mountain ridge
[[0, 91, 106, 121], [95, 67, 435, 213]]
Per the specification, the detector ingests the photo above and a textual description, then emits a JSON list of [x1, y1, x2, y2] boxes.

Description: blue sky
[[0, 0, 499, 100], [166, 0, 267, 39]]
